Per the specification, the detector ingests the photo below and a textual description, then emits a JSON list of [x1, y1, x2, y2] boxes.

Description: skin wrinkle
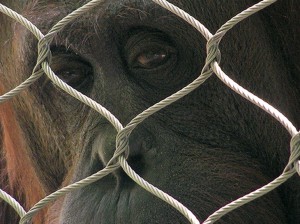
[[0, 0, 299, 223]]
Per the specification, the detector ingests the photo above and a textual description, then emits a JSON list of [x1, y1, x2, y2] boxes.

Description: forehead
[[22, 0, 251, 32], [21, 1, 198, 48]]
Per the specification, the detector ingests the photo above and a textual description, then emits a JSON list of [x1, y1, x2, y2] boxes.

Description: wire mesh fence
[[0, 0, 299, 223]]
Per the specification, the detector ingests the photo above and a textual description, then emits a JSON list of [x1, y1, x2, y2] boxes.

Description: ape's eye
[[134, 50, 170, 69], [50, 49, 93, 91], [55, 62, 92, 89], [124, 29, 177, 71]]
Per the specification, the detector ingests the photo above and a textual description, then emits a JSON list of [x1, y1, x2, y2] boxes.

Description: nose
[[111, 126, 157, 186], [95, 124, 156, 167]]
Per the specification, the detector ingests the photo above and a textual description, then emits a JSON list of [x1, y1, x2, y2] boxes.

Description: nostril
[[128, 127, 157, 157], [127, 154, 145, 174], [116, 153, 145, 189], [126, 139, 147, 176], [113, 127, 157, 186]]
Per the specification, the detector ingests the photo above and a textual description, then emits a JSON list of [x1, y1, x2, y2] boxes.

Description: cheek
[[0, 101, 46, 213]]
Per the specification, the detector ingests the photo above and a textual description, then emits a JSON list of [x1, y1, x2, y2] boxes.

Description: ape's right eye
[[50, 48, 94, 92]]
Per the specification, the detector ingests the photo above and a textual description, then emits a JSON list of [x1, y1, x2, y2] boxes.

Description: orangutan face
[[0, 1, 299, 223]]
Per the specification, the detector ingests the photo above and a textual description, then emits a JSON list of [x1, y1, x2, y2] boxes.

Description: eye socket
[[54, 61, 92, 89], [50, 48, 93, 91], [124, 29, 177, 72]]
